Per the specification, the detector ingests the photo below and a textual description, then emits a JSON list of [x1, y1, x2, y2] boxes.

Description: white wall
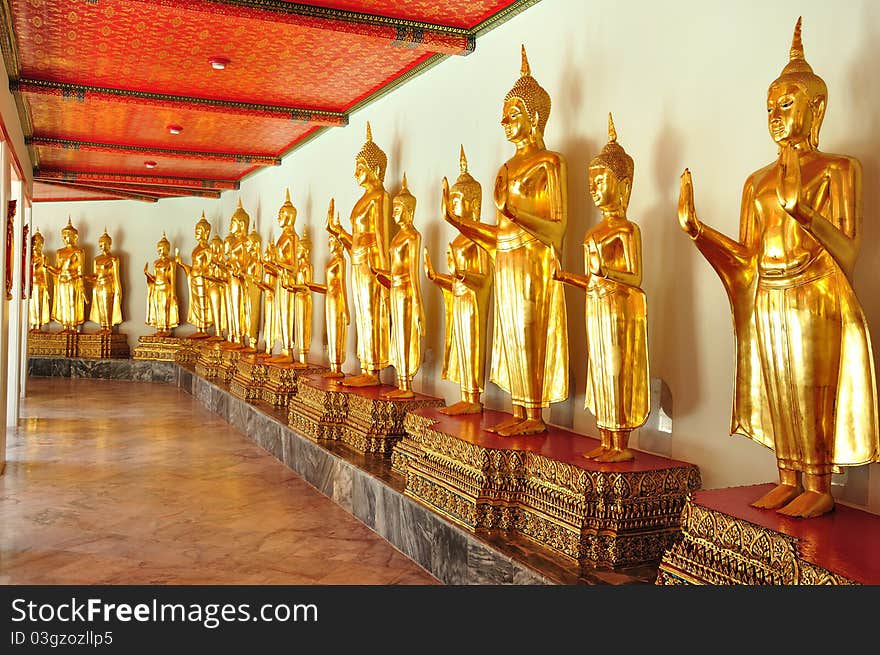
[[33, 0, 880, 511]]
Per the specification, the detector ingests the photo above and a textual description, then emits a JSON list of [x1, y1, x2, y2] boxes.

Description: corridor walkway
[[0, 377, 437, 585]]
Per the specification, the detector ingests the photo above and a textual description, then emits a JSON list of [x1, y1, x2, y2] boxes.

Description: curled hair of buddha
[[98, 228, 112, 245], [357, 122, 388, 182], [450, 145, 482, 218], [195, 211, 211, 236], [231, 197, 251, 232], [158, 232, 170, 249], [278, 188, 297, 222], [299, 229, 311, 253], [62, 217, 78, 235], [504, 45, 551, 136], [393, 173, 416, 217], [590, 113, 634, 183]]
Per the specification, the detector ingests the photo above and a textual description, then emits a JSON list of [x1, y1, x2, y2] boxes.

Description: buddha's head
[[502, 46, 550, 146], [329, 231, 342, 256], [230, 198, 250, 235], [588, 113, 634, 213], [209, 235, 224, 259], [449, 145, 482, 221], [767, 17, 827, 149], [98, 229, 112, 254], [247, 230, 262, 257], [264, 241, 277, 262], [32, 229, 44, 255], [298, 231, 311, 262], [392, 174, 416, 226], [195, 212, 211, 243], [277, 188, 297, 229], [61, 217, 78, 246], [355, 122, 387, 186], [157, 232, 171, 257]]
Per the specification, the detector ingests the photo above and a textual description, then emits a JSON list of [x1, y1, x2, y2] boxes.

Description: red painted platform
[[695, 484, 880, 585], [306, 373, 440, 403], [411, 406, 694, 474]]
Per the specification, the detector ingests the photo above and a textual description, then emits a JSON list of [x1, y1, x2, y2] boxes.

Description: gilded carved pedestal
[[289, 375, 445, 457], [194, 341, 227, 381], [27, 331, 129, 358], [657, 485, 877, 585], [132, 335, 181, 362], [230, 354, 271, 403], [262, 362, 328, 410], [396, 408, 701, 569]]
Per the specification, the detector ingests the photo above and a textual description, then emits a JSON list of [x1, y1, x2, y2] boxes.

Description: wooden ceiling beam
[[28, 137, 281, 166], [12, 79, 348, 126], [35, 181, 159, 203], [41, 179, 223, 200], [35, 170, 239, 190], [126, 0, 474, 56]]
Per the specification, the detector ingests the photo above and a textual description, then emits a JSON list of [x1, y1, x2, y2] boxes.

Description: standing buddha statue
[[371, 174, 424, 398], [206, 234, 228, 340], [555, 114, 649, 462], [85, 229, 123, 334], [426, 146, 493, 415], [28, 228, 51, 331], [144, 233, 179, 336], [292, 230, 313, 367], [443, 46, 569, 435], [677, 18, 879, 517], [223, 199, 251, 347], [328, 122, 391, 387], [258, 241, 279, 356], [244, 228, 263, 350], [271, 189, 299, 363], [176, 212, 213, 338], [47, 218, 87, 333]]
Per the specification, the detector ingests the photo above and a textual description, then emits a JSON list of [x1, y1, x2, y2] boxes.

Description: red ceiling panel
[[24, 93, 320, 155], [35, 145, 260, 181], [32, 181, 127, 203], [292, 1, 514, 29], [12, 0, 436, 110]]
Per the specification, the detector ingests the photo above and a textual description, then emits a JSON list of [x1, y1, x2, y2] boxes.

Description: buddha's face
[[589, 165, 623, 212], [62, 229, 77, 246], [392, 199, 412, 227], [158, 241, 170, 257], [450, 191, 466, 219], [277, 207, 296, 229], [767, 82, 816, 146], [33, 239, 43, 255], [99, 237, 111, 254], [355, 157, 378, 186], [330, 236, 342, 255], [501, 98, 532, 143], [210, 239, 223, 258], [195, 224, 208, 242]]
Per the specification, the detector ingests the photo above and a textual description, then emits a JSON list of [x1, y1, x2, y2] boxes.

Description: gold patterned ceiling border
[[0, 0, 19, 79], [34, 180, 159, 204], [35, 170, 240, 190], [27, 137, 282, 166], [11, 79, 348, 126], [41, 178, 224, 201], [471, 0, 544, 38], [126, 0, 474, 55]]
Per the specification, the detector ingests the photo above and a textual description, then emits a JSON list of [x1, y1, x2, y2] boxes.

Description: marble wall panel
[[28, 358, 53, 377]]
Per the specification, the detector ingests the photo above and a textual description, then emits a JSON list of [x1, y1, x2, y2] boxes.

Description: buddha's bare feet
[[383, 388, 414, 400], [486, 415, 522, 434], [341, 373, 380, 387], [497, 418, 546, 437], [582, 444, 607, 460], [321, 370, 345, 379], [595, 448, 635, 463], [777, 491, 834, 518], [750, 483, 801, 510], [441, 401, 482, 416]]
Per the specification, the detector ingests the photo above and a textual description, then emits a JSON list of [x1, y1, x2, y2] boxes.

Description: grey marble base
[[28, 357, 178, 385]]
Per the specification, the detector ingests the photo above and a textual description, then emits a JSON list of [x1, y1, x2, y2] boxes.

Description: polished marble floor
[[0, 378, 438, 585]]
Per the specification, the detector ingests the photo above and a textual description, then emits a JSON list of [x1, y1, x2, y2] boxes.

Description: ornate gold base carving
[[230, 355, 271, 403], [657, 485, 868, 585], [397, 409, 701, 569], [262, 362, 328, 409], [289, 375, 445, 457], [132, 335, 181, 361], [27, 330, 129, 358], [174, 337, 206, 366], [194, 341, 227, 381]]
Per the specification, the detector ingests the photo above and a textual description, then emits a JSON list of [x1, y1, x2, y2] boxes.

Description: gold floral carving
[[131, 335, 180, 362], [230, 358, 269, 403], [27, 332, 129, 359], [262, 364, 327, 409], [657, 497, 855, 585]]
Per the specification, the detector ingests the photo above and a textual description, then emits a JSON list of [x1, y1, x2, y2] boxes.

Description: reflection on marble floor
[[0, 378, 438, 585]]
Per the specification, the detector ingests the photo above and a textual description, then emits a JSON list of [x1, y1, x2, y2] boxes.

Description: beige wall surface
[[33, 0, 880, 510]]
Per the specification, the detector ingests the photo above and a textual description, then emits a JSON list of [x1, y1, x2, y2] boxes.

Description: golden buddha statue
[[244, 229, 263, 350], [270, 189, 299, 362], [292, 230, 313, 366], [28, 229, 51, 332], [303, 203, 350, 378], [426, 146, 493, 415], [677, 18, 879, 518], [144, 233, 179, 336], [444, 47, 569, 435], [371, 174, 425, 398], [328, 122, 391, 387], [47, 218, 87, 333], [176, 212, 213, 337], [258, 241, 279, 356], [223, 199, 251, 347], [555, 115, 649, 462], [85, 229, 123, 333], [206, 234, 228, 339]]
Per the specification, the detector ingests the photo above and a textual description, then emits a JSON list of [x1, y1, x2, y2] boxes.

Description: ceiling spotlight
[[144, 161, 158, 169], [167, 124, 183, 135], [209, 57, 230, 70]]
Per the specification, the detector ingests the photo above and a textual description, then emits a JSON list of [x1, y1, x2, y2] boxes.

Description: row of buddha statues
[[28, 19, 879, 520]]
